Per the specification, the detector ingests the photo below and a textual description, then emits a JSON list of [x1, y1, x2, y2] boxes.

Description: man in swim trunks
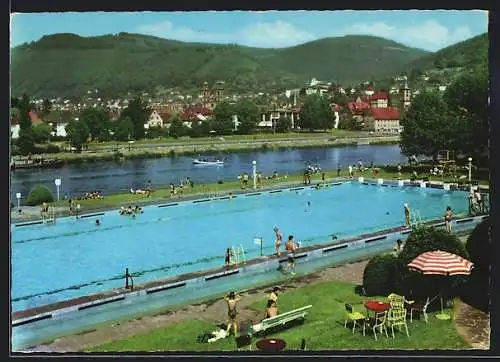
[[224, 291, 241, 337], [274, 227, 283, 256], [285, 235, 297, 275]]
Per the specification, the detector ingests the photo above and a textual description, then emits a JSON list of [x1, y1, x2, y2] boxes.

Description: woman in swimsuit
[[224, 291, 241, 337], [444, 206, 453, 233], [264, 299, 279, 319], [274, 227, 282, 256]]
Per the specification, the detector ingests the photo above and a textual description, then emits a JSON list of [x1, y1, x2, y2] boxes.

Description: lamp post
[[468, 157, 472, 190], [16, 192, 21, 213], [55, 178, 61, 201], [252, 160, 257, 190]]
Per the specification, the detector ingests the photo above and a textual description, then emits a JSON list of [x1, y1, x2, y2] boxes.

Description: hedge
[[25, 185, 54, 206], [362, 254, 401, 296]]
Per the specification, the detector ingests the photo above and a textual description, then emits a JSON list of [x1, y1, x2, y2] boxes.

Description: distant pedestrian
[[348, 165, 353, 178], [274, 227, 283, 256], [337, 165, 341, 177], [225, 248, 233, 267], [397, 164, 402, 178], [321, 172, 325, 182], [358, 159, 363, 172]]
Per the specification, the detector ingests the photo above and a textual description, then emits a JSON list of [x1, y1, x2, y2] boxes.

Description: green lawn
[[89, 281, 468, 352], [85, 130, 369, 149]]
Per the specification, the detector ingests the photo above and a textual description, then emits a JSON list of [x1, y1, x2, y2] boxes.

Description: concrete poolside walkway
[[20, 256, 490, 352]]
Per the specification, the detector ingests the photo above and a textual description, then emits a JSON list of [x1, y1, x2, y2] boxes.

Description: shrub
[[465, 218, 490, 273], [25, 185, 54, 206], [362, 254, 401, 296], [398, 226, 469, 267], [460, 218, 490, 313], [45, 144, 61, 154], [398, 226, 470, 300]]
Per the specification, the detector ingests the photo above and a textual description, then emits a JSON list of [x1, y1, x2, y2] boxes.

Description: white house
[[56, 122, 67, 137], [146, 110, 166, 129]]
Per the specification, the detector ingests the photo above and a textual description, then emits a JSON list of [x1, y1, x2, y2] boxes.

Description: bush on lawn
[[362, 254, 402, 296], [25, 185, 54, 206], [398, 225, 470, 301], [461, 219, 490, 312]]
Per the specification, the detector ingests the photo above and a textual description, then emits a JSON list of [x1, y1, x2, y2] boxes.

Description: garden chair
[[407, 297, 430, 323], [365, 311, 389, 341], [388, 293, 406, 310], [344, 303, 366, 334], [386, 308, 410, 339]]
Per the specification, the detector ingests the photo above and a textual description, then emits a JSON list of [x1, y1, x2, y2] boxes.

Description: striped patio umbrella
[[408, 250, 474, 276], [408, 250, 474, 318]]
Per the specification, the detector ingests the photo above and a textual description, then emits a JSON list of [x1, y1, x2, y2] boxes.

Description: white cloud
[[344, 20, 473, 51], [137, 18, 477, 51], [136, 20, 314, 48]]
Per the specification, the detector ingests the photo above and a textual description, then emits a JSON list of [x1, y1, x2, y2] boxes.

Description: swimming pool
[[11, 181, 469, 312]]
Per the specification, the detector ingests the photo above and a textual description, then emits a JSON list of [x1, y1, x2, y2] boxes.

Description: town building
[[200, 80, 225, 110], [365, 108, 402, 133], [401, 79, 412, 110]]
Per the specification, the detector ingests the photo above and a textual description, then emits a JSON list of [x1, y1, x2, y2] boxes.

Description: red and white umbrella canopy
[[408, 250, 474, 276]]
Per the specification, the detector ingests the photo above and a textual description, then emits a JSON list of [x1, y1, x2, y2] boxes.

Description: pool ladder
[[411, 210, 423, 228], [231, 245, 246, 265]]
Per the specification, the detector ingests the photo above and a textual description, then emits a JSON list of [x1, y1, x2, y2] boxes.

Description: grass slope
[[89, 281, 468, 351], [11, 33, 428, 97]]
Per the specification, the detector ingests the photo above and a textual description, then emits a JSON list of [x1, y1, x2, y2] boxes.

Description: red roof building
[[347, 97, 370, 115], [370, 107, 400, 120], [28, 111, 44, 125], [367, 107, 401, 133], [180, 106, 213, 121]]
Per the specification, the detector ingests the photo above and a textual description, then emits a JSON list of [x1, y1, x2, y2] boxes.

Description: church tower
[[401, 78, 412, 110], [214, 80, 225, 104]]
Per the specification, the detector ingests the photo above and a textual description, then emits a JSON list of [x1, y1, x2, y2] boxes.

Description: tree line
[[11, 92, 342, 154], [399, 69, 488, 165]]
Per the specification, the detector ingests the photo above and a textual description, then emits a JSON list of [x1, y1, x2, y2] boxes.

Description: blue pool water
[[11, 182, 469, 312]]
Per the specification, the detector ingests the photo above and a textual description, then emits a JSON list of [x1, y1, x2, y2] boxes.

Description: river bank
[[12, 135, 400, 167]]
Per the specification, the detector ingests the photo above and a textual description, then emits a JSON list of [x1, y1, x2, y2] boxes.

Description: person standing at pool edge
[[224, 291, 241, 337], [444, 206, 453, 232], [274, 227, 283, 256], [404, 203, 411, 227]]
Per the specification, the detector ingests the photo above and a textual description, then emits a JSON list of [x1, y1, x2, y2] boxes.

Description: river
[[11, 144, 411, 202]]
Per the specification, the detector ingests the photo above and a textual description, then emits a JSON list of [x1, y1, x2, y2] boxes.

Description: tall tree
[[443, 71, 488, 160], [212, 102, 234, 135], [17, 94, 35, 155], [400, 91, 449, 158], [298, 94, 333, 132], [234, 99, 259, 134], [168, 116, 186, 138], [119, 97, 150, 139], [113, 116, 134, 141], [65, 119, 90, 152], [79, 107, 110, 141], [41, 98, 52, 116]]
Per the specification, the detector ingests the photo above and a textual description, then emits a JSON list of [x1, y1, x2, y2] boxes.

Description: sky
[[10, 10, 488, 52]]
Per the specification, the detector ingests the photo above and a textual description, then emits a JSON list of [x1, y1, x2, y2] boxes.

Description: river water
[[11, 144, 411, 202]]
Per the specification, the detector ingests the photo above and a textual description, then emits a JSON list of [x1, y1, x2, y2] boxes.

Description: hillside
[[404, 33, 488, 73], [10, 33, 429, 97]]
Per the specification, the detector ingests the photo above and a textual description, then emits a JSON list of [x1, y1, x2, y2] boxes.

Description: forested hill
[[403, 33, 488, 73], [11, 32, 429, 97]]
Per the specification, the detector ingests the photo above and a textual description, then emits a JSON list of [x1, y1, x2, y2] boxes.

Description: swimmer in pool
[[95, 219, 100, 226]]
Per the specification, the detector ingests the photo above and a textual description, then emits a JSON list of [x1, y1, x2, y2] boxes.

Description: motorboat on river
[[192, 158, 224, 166]]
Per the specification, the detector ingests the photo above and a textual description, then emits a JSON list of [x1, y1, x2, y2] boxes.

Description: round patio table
[[364, 300, 391, 313], [256, 338, 287, 352]]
